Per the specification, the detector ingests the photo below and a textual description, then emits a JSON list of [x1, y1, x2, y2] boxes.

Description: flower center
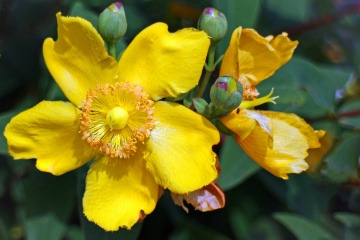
[[106, 107, 129, 130], [79, 81, 155, 158]]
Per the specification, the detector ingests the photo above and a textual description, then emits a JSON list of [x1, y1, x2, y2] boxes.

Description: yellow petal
[[219, 27, 240, 78], [144, 101, 219, 194], [4, 101, 95, 175], [220, 27, 298, 86], [306, 130, 331, 172], [269, 32, 299, 65], [220, 108, 258, 141], [43, 13, 118, 106], [83, 154, 160, 231], [118, 23, 210, 100], [261, 111, 321, 149], [226, 110, 310, 179]]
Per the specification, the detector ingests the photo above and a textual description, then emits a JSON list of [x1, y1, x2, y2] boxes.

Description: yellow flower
[[4, 13, 220, 230], [220, 27, 298, 100], [219, 27, 324, 179]]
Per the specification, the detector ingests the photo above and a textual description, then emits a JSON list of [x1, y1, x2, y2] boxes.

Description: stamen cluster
[[79, 81, 155, 158]]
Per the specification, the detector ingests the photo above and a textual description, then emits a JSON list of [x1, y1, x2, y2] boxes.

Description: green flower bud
[[209, 75, 243, 117], [99, 2, 127, 43], [197, 7, 228, 45]]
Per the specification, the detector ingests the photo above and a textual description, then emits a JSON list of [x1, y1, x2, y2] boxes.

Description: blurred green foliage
[[0, 0, 359, 239]]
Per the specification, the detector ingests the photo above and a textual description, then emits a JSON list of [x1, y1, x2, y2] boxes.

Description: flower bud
[[209, 75, 243, 117], [98, 2, 127, 43], [197, 7, 228, 44]]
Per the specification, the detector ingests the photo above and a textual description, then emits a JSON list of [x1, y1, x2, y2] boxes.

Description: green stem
[[196, 45, 216, 98], [108, 42, 117, 59]]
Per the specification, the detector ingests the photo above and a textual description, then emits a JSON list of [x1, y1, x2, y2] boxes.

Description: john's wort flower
[[4, 13, 220, 230], [219, 27, 326, 179]]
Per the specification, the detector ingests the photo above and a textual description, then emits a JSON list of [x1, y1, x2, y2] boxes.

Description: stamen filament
[[240, 88, 278, 109]]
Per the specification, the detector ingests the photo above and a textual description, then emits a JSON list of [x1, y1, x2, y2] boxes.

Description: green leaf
[[228, 206, 250, 240], [334, 212, 360, 240], [25, 212, 67, 240], [76, 167, 142, 240], [257, 56, 350, 117], [19, 170, 77, 240], [0, 217, 9, 240], [217, 136, 260, 190], [192, 98, 208, 116], [334, 212, 360, 228], [247, 217, 286, 240], [285, 175, 337, 219], [265, 0, 312, 22], [273, 212, 336, 240], [212, 0, 261, 57], [322, 133, 360, 183], [337, 99, 360, 129]]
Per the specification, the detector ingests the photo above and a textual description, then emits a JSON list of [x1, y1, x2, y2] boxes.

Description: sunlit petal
[[118, 23, 210, 100], [4, 101, 95, 175], [43, 13, 118, 106], [144, 101, 219, 194], [83, 154, 160, 231]]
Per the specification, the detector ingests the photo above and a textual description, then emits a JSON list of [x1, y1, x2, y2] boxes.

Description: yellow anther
[[106, 107, 129, 130]]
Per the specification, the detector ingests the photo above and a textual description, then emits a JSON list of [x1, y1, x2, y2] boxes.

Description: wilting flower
[[219, 27, 325, 179], [4, 13, 220, 230]]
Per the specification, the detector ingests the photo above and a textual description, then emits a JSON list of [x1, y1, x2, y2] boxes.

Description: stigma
[[106, 107, 129, 130]]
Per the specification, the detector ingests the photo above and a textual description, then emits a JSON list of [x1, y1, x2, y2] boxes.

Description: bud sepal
[[193, 98, 209, 116]]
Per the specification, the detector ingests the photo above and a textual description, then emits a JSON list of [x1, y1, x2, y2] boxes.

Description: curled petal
[[171, 183, 225, 213], [4, 101, 95, 175], [220, 27, 298, 86], [269, 32, 299, 65]]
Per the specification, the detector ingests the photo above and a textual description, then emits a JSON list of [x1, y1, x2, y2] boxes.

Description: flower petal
[[269, 32, 299, 65], [83, 154, 160, 231], [4, 101, 95, 175], [43, 13, 118, 106], [261, 111, 321, 148], [171, 182, 225, 213], [118, 23, 210, 100], [219, 27, 240, 79], [144, 101, 219, 194], [220, 27, 298, 86], [220, 108, 257, 141], [223, 110, 311, 179], [306, 130, 331, 172]]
